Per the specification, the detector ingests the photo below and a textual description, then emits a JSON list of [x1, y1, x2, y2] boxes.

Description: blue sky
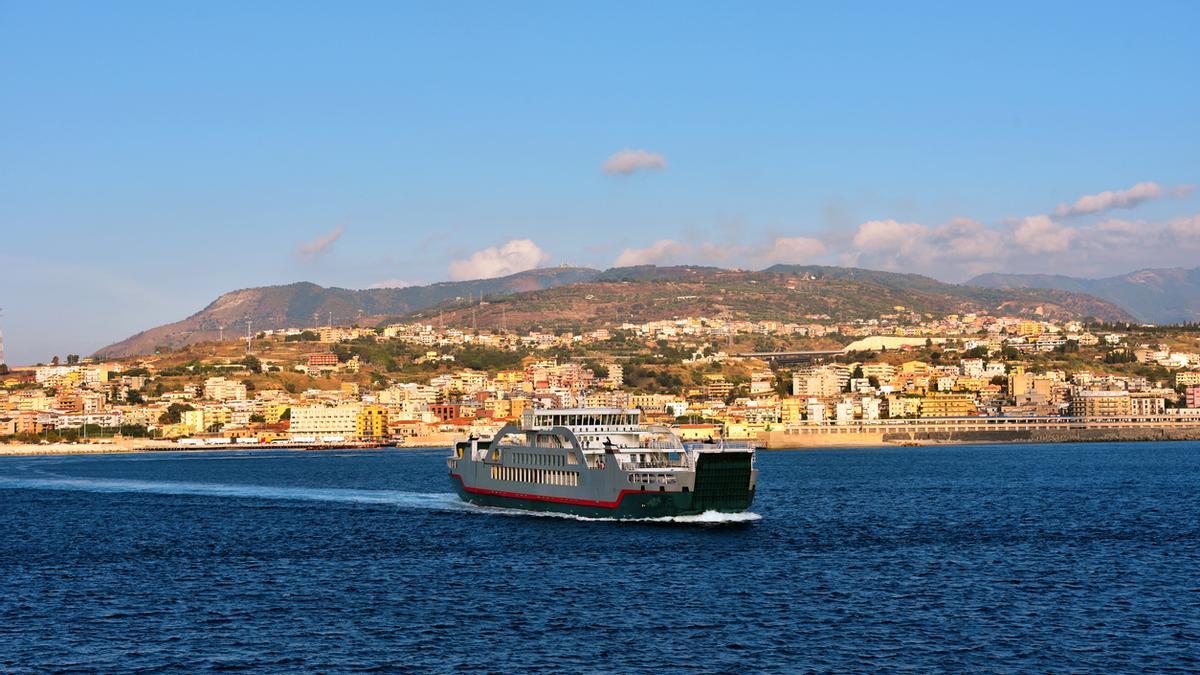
[[2, 1, 1198, 364]]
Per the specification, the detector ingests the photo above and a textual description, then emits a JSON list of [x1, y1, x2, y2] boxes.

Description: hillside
[[968, 267, 1200, 324], [97, 264, 1133, 358], [95, 267, 600, 357], [405, 265, 1133, 330]]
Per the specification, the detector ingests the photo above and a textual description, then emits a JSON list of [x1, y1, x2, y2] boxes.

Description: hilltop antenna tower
[[245, 317, 252, 353]]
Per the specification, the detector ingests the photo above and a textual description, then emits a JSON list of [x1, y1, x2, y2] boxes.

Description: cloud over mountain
[[448, 239, 550, 281]]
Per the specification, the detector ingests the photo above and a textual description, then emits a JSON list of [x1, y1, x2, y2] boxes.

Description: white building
[[289, 405, 360, 439]]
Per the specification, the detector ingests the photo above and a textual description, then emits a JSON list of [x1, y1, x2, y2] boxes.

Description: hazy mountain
[[967, 267, 1200, 324], [95, 267, 600, 357], [97, 264, 1134, 358]]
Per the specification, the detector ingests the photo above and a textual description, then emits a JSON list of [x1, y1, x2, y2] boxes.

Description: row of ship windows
[[628, 473, 678, 485], [511, 452, 576, 467], [491, 466, 580, 487]]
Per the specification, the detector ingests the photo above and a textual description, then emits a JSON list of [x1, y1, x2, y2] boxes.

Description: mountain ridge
[[967, 266, 1200, 324], [96, 264, 1136, 358], [96, 267, 601, 357]]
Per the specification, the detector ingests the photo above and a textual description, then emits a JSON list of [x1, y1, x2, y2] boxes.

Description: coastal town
[[3, 308, 1200, 452]]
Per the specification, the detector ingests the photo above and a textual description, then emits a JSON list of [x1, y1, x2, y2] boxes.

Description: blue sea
[[1, 443, 1198, 672]]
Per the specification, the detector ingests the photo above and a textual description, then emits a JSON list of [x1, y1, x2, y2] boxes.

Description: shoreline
[[4, 434, 1200, 457], [0, 440, 449, 457]]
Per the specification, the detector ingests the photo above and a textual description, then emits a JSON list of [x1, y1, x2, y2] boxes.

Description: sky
[[1, 1, 1199, 365]]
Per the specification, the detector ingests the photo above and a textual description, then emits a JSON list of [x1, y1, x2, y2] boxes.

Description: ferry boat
[[447, 408, 757, 519]]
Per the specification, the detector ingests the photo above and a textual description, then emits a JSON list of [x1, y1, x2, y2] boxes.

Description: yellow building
[[885, 395, 923, 418], [954, 377, 986, 391], [181, 410, 207, 435], [1175, 371, 1200, 388], [356, 405, 388, 441], [673, 423, 722, 441], [919, 393, 975, 418], [899, 360, 929, 375], [780, 398, 804, 424], [1016, 320, 1043, 337], [703, 375, 734, 399], [265, 404, 292, 424], [181, 408, 232, 434]]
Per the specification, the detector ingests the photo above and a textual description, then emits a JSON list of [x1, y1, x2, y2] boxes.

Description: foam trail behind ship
[[0, 475, 467, 511], [0, 476, 760, 524]]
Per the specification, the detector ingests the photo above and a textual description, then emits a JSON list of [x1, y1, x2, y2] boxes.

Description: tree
[[280, 408, 292, 421], [158, 403, 194, 425], [249, 414, 266, 424], [66, 354, 80, 365], [963, 346, 989, 359], [240, 355, 261, 371], [51, 356, 60, 365], [126, 390, 145, 405]]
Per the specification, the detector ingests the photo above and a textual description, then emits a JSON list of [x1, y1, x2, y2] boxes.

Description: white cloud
[[852, 219, 926, 253], [602, 148, 668, 176], [1014, 215, 1075, 253], [448, 239, 550, 281], [927, 218, 1005, 260], [296, 226, 345, 260], [761, 236, 827, 265], [367, 279, 413, 289], [1166, 213, 1200, 239], [1053, 182, 1195, 217], [614, 239, 690, 266], [844, 217, 1007, 278]]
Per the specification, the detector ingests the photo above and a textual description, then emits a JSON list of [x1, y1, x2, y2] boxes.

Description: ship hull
[[450, 470, 755, 520]]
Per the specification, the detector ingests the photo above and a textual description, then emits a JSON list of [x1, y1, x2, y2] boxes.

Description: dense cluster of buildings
[[3, 313, 1200, 445]]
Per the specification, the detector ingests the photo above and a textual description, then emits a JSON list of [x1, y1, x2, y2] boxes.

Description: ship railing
[[619, 458, 690, 471]]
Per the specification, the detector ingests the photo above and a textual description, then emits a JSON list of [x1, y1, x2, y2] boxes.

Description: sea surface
[[1, 443, 1198, 672]]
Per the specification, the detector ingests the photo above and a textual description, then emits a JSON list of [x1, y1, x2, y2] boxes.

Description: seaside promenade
[[762, 414, 1200, 448]]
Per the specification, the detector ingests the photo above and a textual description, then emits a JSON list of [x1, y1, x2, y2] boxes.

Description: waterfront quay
[[762, 413, 1200, 448]]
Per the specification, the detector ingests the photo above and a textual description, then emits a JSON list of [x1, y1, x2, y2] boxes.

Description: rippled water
[[1, 443, 1198, 672]]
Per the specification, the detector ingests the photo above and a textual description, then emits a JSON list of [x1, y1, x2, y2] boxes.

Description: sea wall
[[761, 425, 1200, 449]]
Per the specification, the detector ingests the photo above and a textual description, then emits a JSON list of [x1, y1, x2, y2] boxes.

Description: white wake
[[0, 475, 760, 524], [0, 475, 465, 510]]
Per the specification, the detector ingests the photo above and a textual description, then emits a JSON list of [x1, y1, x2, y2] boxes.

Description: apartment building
[[1069, 390, 1132, 418], [290, 405, 360, 439]]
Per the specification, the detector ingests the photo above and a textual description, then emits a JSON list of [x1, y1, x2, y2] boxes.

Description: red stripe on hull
[[450, 473, 643, 509]]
